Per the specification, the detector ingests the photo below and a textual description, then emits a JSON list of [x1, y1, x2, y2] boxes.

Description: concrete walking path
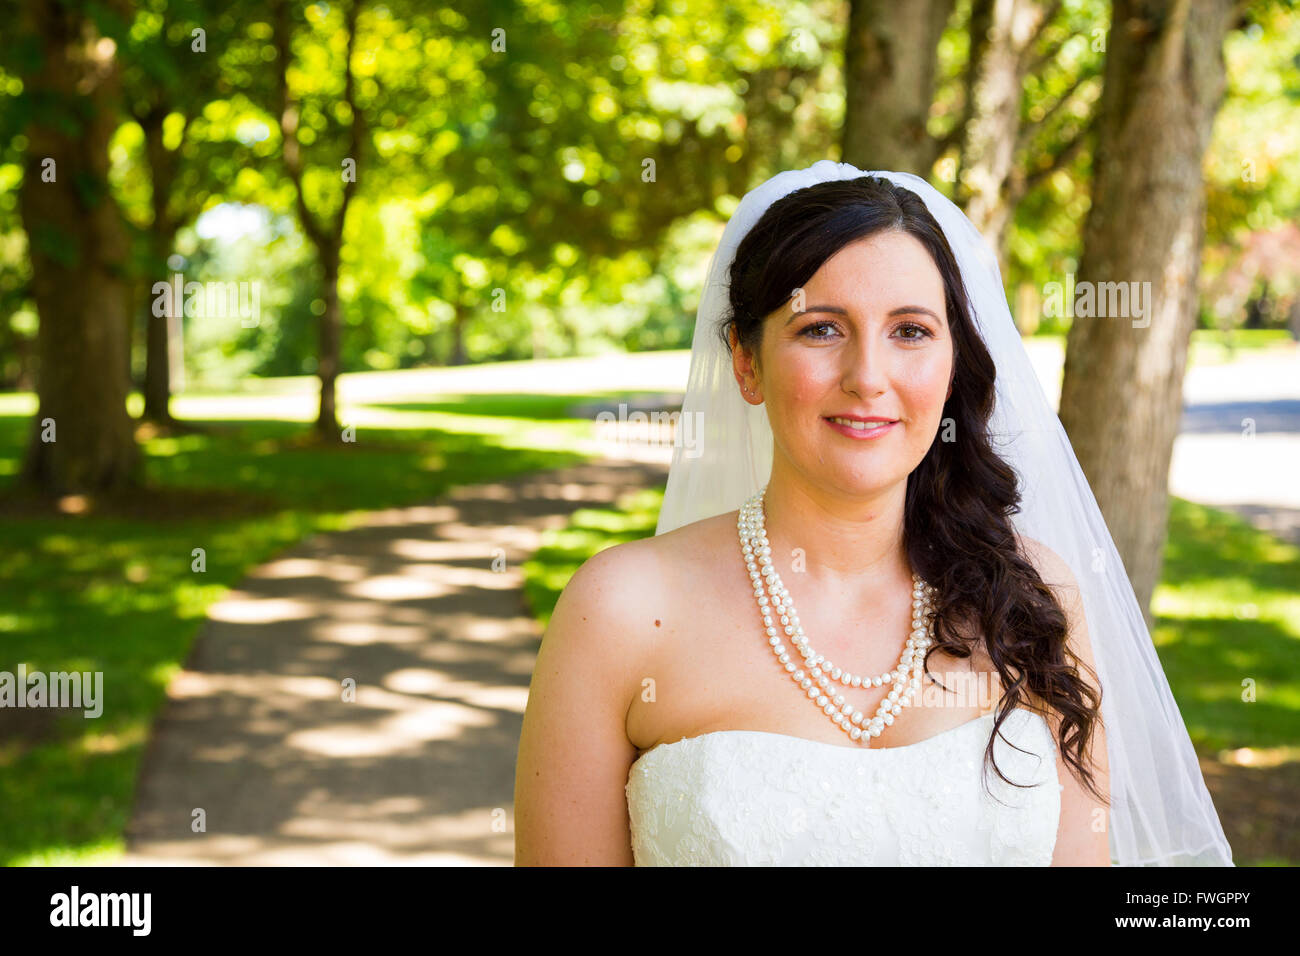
[[119, 457, 669, 865]]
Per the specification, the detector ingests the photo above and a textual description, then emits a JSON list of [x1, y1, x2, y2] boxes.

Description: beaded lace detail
[[625, 708, 1060, 866]]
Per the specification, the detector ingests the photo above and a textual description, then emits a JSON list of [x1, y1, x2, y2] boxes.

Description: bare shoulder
[[549, 509, 735, 656], [1011, 531, 1101, 708], [1014, 532, 1083, 597], [558, 532, 665, 622], [513, 511, 732, 864], [540, 537, 661, 698], [562, 509, 729, 600], [1014, 532, 1087, 644]]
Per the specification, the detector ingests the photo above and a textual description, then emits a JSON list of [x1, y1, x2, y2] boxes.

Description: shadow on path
[[120, 457, 669, 865]]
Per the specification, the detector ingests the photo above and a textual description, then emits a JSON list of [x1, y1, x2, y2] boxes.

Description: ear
[[729, 325, 763, 404]]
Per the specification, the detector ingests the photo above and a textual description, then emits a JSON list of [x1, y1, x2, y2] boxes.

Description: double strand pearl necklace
[[737, 485, 935, 746]]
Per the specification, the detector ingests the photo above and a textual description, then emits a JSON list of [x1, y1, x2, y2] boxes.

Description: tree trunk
[[1057, 0, 1237, 628], [142, 282, 174, 421], [275, 0, 359, 443], [17, 1, 140, 496], [140, 109, 181, 424], [842, 0, 955, 175], [315, 252, 343, 439], [957, 0, 1053, 252], [124, 272, 143, 390], [448, 304, 469, 366]]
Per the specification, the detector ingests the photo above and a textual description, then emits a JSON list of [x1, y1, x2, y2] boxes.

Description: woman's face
[[732, 229, 954, 499]]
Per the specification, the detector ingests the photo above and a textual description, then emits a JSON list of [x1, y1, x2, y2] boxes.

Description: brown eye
[[798, 321, 839, 339], [896, 323, 932, 340]]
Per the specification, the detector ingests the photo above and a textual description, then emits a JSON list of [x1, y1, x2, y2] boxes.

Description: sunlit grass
[[1152, 497, 1300, 753]]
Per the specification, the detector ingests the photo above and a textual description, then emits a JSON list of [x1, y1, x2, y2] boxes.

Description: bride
[[513, 161, 1234, 867]]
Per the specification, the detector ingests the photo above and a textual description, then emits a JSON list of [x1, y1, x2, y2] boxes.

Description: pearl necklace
[[737, 485, 935, 746]]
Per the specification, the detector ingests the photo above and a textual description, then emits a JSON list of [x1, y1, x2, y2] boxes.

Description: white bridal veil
[[654, 159, 1234, 866]]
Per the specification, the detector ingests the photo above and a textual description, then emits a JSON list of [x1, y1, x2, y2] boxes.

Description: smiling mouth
[[825, 416, 897, 431]]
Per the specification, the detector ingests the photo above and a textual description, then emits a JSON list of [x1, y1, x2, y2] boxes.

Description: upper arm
[[513, 541, 650, 866], [1015, 533, 1113, 867]]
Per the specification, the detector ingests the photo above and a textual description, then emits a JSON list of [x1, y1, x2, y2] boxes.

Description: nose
[[840, 335, 888, 398]]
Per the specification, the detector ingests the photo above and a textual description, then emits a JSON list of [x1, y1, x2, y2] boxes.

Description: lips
[[823, 415, 898, 439], [824, 416, 897, 431]]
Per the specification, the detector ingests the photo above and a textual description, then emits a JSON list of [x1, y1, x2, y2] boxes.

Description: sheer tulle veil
[[654, 160, 1234, 866]]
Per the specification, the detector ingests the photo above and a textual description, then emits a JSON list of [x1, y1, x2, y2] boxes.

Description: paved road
[[1022, 341, 1300, 545]]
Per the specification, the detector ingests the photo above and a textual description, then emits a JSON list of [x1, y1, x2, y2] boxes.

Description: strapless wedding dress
[[626, 707, 1060, 866]]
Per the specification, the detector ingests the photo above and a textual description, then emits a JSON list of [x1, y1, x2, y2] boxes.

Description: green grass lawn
[[522, 485, 1300, 866], [1154, 499, 1300, 752], [0, 387, 651, 865]]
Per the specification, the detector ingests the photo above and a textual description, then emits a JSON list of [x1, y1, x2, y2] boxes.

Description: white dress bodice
[[626, 708, 1060, 866]]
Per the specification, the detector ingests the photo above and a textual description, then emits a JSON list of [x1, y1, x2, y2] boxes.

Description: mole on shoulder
[[654, 619, 661, 627]]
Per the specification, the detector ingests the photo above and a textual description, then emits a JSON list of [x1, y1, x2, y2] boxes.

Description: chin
[[820, 465, 907, 499]]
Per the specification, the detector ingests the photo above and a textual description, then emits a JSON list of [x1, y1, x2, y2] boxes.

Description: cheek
[[896, 351, 951, 401], [770, 351, 834, 409]]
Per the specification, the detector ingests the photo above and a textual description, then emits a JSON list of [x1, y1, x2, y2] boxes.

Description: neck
[[760, 458, 911, 591]]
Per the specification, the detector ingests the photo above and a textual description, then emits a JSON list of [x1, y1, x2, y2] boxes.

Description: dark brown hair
[[720, 175, 1106, 806]]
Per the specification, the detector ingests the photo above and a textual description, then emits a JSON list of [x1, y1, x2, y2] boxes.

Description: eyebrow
[[787, 304, 944, 325]]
